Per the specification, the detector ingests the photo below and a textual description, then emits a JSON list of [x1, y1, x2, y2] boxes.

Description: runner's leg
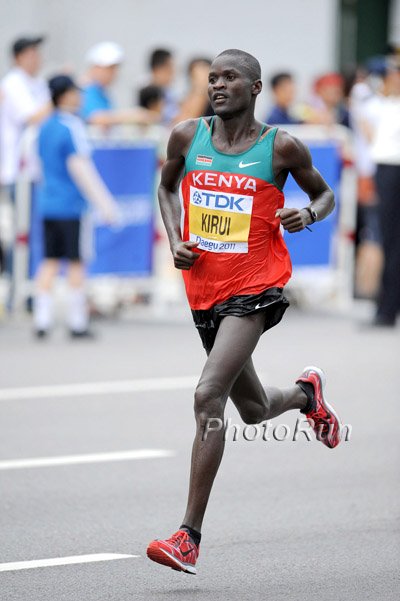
[[181, 312, 266, 531], [230, 356, 307, 422]]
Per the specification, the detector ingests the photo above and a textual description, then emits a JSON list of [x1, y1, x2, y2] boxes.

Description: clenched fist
[[171, 240, 200, 270], [275, 208, 310, 233]]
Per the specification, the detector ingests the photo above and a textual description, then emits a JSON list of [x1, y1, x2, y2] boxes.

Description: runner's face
[[208, 57, 258, 117]]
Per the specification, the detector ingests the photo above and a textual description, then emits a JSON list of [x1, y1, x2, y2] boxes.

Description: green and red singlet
[[179, 117, 292, 310]]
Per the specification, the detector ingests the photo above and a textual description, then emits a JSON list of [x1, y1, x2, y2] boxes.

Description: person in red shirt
[[147, 49, 343, 575]]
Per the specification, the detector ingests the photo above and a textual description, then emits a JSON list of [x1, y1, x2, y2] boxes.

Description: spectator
[[178, 57, 213, 121], [350, 63, 385, 299], [0, 35, 52, 310], [81, 42, 157, 127], [370, 57, 400, 326], [265, 72, 301, 125], [0, 35, 51, 188], [148, 48, 178, 124], [138, 84, 165, 116], [137, 85, 167, 148], [302, 72, 349, 126], [34, 75, 118, 338]]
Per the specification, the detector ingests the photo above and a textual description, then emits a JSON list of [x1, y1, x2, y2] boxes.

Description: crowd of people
[[0, 35, 399, 330]]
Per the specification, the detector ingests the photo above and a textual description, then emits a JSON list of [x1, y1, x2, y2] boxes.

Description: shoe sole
[[302, 365, 343, 448], [147, 544, 197, 575]]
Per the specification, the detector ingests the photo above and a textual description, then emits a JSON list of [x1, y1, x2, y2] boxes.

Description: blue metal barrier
[[88, 144, 157, 276], [30, 140, 341, 277], [283, 142, 342, 267], [30, 142, 157, 277]]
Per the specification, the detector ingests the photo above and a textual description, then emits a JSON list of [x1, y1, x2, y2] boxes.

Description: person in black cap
[[34, 74, 118, 338], [0, 35, 51, 187], [0, 34, 51, 310], [12, 35, 45, 58]]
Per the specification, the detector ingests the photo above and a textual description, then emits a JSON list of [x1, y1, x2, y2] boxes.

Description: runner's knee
[[194, 381, 225, 425]]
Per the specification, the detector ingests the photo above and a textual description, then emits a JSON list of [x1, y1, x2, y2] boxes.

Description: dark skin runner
[[158, 52, 335, 531]]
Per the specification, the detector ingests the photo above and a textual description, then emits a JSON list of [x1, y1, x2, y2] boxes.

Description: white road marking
[[0, 373, 269, 402], [0, 553, 139, 572], [0, 375, 199, 401], [0, 449, 175, 471]]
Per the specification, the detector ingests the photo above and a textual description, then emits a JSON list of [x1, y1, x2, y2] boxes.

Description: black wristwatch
[[303, 206, 318, 224]]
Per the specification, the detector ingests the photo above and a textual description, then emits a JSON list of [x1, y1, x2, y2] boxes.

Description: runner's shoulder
[[168, 118, 203, 158], [171, 118, 200, 143], [273, 127, 302, 153], [272, 127, 309, 166]]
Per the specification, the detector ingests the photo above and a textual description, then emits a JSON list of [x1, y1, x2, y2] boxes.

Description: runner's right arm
[[158, 119, 200, 270]]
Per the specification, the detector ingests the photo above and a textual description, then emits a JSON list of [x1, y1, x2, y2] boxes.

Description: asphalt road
[[0, 307, 399, 601]]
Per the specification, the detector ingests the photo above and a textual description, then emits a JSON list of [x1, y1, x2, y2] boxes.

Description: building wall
[[0, 0, 339, 117]]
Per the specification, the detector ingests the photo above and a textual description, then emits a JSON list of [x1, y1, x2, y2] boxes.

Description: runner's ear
[[251, 79, 262, 96]]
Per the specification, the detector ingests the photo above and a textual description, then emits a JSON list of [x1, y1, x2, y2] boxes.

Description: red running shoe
[[296, 366, 342, 449], [147, 529, 199, 574]]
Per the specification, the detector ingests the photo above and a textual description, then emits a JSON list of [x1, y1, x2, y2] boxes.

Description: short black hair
[[270, 72, 293, 90], [48, 74, 79, 106], [12, 35, 45, 57], [138, 85, 164, 109], [150, 48, 172, 70], [188, 57, 212, 76], [215, 49, 261, 80]]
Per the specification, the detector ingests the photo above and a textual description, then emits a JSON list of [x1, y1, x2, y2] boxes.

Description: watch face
[[305, 207, 317, 222]]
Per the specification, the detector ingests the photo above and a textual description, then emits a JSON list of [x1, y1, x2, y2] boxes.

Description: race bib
[[188, 185, 253, 253]]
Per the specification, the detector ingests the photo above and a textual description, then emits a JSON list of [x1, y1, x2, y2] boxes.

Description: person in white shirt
[[349, 70, 385, 299], [0, 35, 51, 188], [0, 35, 52, 307], [370, 58, 400, 327]]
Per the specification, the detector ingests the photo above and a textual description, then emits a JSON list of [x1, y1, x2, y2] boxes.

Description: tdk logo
[[193, 191, 202, 205], [190, 186, 253, 214], [199, 192, 245, 211]]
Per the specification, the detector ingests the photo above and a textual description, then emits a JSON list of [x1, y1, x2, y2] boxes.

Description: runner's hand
[[275, 208, 308, 233], [172, 241, 200, 270]]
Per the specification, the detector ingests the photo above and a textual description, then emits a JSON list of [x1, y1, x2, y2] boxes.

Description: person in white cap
[[81, 41, 157, 127]]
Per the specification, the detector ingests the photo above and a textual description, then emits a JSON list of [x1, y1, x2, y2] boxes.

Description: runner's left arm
[[273, 131, 335, 233]]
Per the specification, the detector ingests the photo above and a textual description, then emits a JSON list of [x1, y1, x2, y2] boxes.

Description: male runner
[[147, 49, 342, 575]]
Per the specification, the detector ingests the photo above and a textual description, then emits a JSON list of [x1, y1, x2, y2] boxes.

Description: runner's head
[[209, 49, 262, 118]]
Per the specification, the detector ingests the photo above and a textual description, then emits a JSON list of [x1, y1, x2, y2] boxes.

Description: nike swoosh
[[254, 301, 275, 310], [238, 160, 261, 168], [181, 546, 196, 557]]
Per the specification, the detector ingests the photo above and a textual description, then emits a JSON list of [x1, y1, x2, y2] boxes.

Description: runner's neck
[[211, 114, 263, 151]]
